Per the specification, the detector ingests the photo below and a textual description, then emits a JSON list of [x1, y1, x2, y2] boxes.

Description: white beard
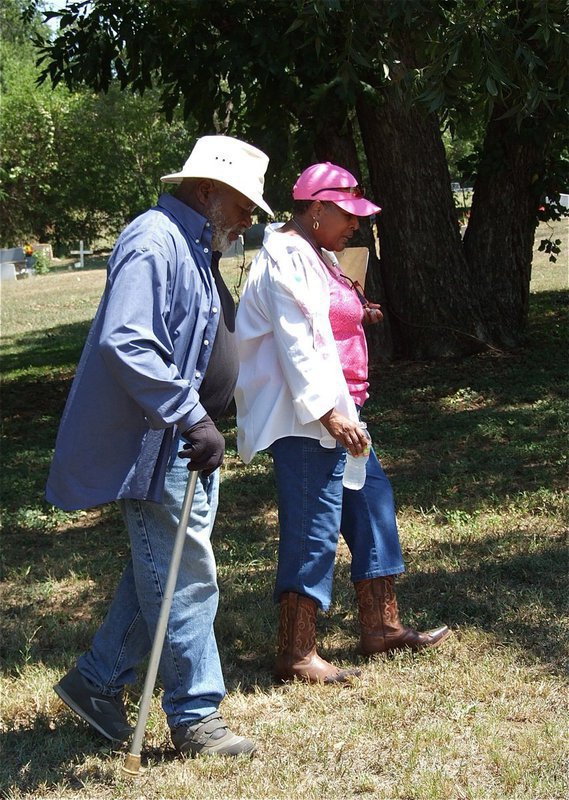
[[209, 197, 235, 253]]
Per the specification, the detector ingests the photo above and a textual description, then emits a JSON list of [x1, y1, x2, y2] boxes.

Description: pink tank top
[[326, 263, 369, 407]]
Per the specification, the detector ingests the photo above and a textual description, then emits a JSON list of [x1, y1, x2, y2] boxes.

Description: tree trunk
[[463, 112, 542, 346], [356, 90, 491, 360]]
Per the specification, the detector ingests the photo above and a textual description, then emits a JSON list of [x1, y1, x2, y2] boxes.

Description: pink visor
[[292, 162, 381, 217]]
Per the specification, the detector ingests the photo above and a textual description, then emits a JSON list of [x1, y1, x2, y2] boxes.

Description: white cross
[[70, 240, 93, 268]]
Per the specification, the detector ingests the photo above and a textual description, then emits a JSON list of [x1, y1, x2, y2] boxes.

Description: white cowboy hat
[[161, 135, 273, 215]]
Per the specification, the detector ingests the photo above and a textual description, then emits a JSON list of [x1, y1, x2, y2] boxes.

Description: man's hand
[[319, 408, 368, 456], [179, 414, 225, 475]]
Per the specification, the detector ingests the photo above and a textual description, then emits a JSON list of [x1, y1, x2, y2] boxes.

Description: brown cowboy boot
[[274, 592, 361, 683], [354, 576, 451, 655]]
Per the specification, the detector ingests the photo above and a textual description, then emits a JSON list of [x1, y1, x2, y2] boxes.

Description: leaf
[[486, 76, 498, 97], [285, 18, 304, 36]]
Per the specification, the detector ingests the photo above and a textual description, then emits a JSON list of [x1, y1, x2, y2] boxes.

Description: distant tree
[[0, 37, 62, 246], [48, 87, 199, 247], [0, 1, 199, 249]]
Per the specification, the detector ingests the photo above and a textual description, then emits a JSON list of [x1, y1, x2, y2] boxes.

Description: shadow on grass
[[214, 515, 568, 686], [2, 469, 567, 676], [0, 715, 185, 796], [0, 716, 123, 796], [0, 319, 93, 376], [363, 291, 568, 510], [1, 513, 567, 795]]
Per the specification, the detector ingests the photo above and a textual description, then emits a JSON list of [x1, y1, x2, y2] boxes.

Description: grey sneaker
[[54, 666, 133, 743], [171, 711, 256, 757]]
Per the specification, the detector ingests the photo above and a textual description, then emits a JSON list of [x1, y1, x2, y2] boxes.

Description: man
[[46, 135, 273, 757]]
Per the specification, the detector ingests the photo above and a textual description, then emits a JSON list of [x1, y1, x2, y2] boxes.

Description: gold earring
[[312, 219, 320, 231]]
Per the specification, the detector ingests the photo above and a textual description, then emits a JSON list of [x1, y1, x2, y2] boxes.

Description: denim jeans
[[270, 436, 405, 610], [77, 457, 225, 728]]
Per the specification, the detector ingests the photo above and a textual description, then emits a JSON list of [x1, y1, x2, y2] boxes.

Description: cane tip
[[122, 752, 142, 777]]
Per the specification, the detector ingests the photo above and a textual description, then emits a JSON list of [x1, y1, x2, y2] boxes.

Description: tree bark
[[356, 90, 491, 360], [463, 112, 542, 346]]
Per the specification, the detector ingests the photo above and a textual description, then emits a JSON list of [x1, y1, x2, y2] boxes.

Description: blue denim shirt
[[46, 193, 221, 510]]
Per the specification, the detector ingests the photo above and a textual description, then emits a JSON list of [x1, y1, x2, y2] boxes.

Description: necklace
[[290, 216, 330, 266]]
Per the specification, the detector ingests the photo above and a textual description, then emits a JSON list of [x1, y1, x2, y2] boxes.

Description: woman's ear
[[310, 200, 322, 222]]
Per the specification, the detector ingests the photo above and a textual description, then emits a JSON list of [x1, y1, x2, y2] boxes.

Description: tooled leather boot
[[274, 592, 361, 683], [354, 576, 451, 655]]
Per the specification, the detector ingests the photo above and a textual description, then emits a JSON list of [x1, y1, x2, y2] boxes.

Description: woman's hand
[[362, 303, 383, 326], [319, 408, 368, 456]]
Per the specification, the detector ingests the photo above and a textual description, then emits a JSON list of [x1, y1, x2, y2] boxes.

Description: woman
[[235, 162, 450, 684]]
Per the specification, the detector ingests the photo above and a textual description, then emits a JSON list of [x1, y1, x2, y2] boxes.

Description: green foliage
[[33, 1, 569, 206], [537, 235, 563, 263], [415, 0, 569, 123], [0, 37, 200, 248], [31, 248, 51, 273], [43, 85, 200, 247], [0, 41, 62, 245], [0, 0, 46, 48], [418, 0, 569, 225]]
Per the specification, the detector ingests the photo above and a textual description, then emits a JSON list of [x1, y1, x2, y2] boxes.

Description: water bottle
[[342, 422, 371, 490]]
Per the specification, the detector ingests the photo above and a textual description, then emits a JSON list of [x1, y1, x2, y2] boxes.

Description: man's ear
[[195, 179, 216, 207]]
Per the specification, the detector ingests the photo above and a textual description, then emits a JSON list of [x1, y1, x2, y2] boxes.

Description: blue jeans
[[270, 436, 405, 610], [77, 457, 225, 728]]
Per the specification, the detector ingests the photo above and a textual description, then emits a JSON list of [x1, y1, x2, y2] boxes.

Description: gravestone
[[221, 234, 245, 259], [0, 247, 25, 282], [70, 240, 93, 268], [34, 243, 54, 261]]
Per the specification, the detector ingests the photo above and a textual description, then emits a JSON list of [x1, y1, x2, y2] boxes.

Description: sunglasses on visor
[[311, 185, 365, 198]]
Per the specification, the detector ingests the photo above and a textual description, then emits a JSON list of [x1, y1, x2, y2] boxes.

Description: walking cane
[[122, 469, 200, 777]]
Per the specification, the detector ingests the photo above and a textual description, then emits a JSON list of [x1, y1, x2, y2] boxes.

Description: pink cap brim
[[293, 184, 381, 216], [333, 196, 381, 217]]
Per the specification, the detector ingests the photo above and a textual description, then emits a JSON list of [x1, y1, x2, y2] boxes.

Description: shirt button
[[203, 339, 209, 347], [205, 222, 210, 228], [195, 371, 201, 378], [212, 307, 218, 314], [195, 238, 199, 243], [204, 247, 209, 253]]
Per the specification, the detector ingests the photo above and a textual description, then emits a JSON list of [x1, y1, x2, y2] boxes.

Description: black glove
[[179, 414, 225, 476]]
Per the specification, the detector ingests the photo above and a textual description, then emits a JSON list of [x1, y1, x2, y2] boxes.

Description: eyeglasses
[[311, 185, 365, 198], [340, 273, 369, 307]]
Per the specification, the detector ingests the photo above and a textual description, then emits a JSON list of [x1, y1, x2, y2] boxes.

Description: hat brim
[[160, 171, 273, 216], [331, 196, 381, 217]]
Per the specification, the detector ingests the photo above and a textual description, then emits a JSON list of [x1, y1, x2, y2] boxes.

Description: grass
[[0, 221, 568, 799]]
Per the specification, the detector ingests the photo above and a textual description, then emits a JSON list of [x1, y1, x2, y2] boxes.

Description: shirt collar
[[263, 222, 317, 265], [157, 192, 212, 245]]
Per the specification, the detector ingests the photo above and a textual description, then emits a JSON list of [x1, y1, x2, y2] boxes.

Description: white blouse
[[235, 224, 358, 463]]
